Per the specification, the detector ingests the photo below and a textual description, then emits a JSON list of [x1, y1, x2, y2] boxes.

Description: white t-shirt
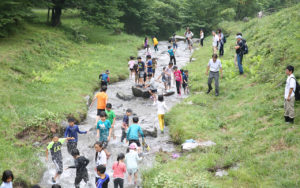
[[285, 74, 296, 99], [185, 31, 194, 39], [0, 182, 12, 188], [200, 32, 204, 39], [128, 60, 135, 69], [95, 150, 107, 177], [157, 101, 168, 115], [212, 35, 219, 47], [166, 66, 173, 78], [208, 59, 222, 72]]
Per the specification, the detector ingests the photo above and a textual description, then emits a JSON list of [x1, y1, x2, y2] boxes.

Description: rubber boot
[[284, 116, 290, 123]]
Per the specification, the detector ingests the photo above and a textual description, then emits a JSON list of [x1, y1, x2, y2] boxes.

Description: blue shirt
[[96, 173, 110, 188], [183, 74, 188, 82], [100, 73, 109, 82], [97, 120, 111, 142], [123, 115, 129, 125], [147, 60, 153, 73], [127, 124, 144, 140], [64, 125, 87, 142], [168, 49, 174, 56]]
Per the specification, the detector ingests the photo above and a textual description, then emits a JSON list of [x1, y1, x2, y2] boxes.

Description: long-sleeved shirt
[[157, 101, 168, 115], [126, 124, 144, 141], [68, 156, 89, 176], [64, 125, 87, 142], [125, 150, 142, 170]]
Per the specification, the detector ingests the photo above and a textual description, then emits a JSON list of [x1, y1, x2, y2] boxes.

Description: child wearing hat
[[125, 143, 142, 185]]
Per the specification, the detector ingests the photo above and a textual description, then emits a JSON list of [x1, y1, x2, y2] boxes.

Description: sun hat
[[236, 35, 242, 39], [129, 143, 137, 149]]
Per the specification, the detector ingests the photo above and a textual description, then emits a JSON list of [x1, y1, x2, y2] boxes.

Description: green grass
[[143, 4, 300, 188], [0, 9, 142, 184]]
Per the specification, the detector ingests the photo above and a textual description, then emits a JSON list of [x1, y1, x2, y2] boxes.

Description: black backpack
[[223, 36, 226, 43], [291, 77, 300, 101], [242, 39, 248, 55]]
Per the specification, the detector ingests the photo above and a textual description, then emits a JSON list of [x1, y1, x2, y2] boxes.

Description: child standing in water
[[173, 66, 182, 96], [156, 67, 168, 91], [121, 109, 132, 144], [145, 72, 158, 105], [183, 70, 189, 94], [168, 46, 176, 65], [144, 37, 148, 49], [96, 111, 112, 157], [112, 153, 126, 188], [96, 165, 110, 188], [165, 62, 173, 91], [128, 56, 135, 78], [94, 142, 107, 183], [65, 149, 89, 188], [90, 86, 108, 125], [1, 170, 14, 188], [125, 143, 142, 185], [46, 135, 74, 183], [157, 95, 169, 133], [105, 103, 116, 140], [152, 36, 159, 52], [152, 58, 157, 77], [64, 117, 87, 154]]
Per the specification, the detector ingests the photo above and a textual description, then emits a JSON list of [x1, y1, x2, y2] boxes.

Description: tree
[[79, 0, 124, 31], [0, 0, 32, 37]]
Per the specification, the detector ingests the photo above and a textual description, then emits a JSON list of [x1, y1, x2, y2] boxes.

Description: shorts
[[153, 69, 156, 74], [150, 89, 157, 93], [147, 72, 153, 77], [139, 71, 145, 78], [67, 142, 78, 154], [97, 109, 105, 116], [100, 141, 108, 149], [130, 68, 134, 71], [182, 83, 188, 89], [129, 140, 141, 147], [127, 168, 138, 175], [101, 81, 108, 86], [53, 158, 63, 175], [166, 77, 171, 86]]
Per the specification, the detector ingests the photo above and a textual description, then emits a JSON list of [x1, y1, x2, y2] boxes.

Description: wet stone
[[116, 92, 134, 101], [132, 86, 151, 98], [215, 169, 229, 177]]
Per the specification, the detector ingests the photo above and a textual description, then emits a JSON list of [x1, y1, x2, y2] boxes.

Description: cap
[[129, 143, 137, 149]]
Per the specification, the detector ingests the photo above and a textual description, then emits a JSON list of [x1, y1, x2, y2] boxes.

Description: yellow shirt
[[153, 38, 158, 45]]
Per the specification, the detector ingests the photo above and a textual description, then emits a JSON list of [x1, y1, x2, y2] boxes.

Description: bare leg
[[54, 173, 60, 181], [134, 172, 138, 184], [128, 174, 132, 184], [95, 115, 100, 125]]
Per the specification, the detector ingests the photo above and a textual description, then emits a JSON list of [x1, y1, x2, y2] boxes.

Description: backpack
[[242, 39, 248, 55], [223, 36, 226, 43], [291, 77, 300, 101]]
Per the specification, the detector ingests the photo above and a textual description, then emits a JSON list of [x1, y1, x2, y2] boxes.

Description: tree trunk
[[51, 6, 62, 26], [47, 8, 50, 23]]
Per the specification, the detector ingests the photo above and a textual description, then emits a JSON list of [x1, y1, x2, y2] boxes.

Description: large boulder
[[163, 91, 175, 96], [169, 35, 186, 41], [181, 140, 216, 152], [116, 92, 134, 101], [142, 123, 157, 138], [132, 86, 151, 98]]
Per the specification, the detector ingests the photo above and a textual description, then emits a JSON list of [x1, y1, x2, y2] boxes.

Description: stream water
[[40, 41, 192, 188]]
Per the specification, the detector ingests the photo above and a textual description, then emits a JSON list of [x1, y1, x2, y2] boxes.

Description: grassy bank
[[0, 9, 141, 184], [143, 4, 300, 188]]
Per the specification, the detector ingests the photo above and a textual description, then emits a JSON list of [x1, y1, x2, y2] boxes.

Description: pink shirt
[[128, 60, 135, 69], [112, 161, 126, 178], [174, 70, 182, 82]]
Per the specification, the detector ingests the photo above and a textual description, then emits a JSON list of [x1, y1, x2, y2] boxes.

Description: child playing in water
[[90, 86, 108, 125], [156, 67, 168, 91], [112, 153, 126, 188], [94, 142, 107, 184], [144, 72, 158, 105], [46, 134, 74, 183], [99, 70, 110, 87], [183, 70, 189, 94], [168, 46, 176, 65], [96, 165, 110, 188], [165, 62, 173, 91], [125, 143, 142, 185], [157, 95, 169, 133], [64, 117, 87, 154], [128, 56, 135, 78], [1, 170, 14, 188], [127, 117, 145, 150], [121, 109, 132, 144], [152, 36, 159, 52], [96, 111, 112, 157], [65, 149, 89, 188], [173, 66, 182, 96], [105, 103, 116, 140], [152, 58, 157, 77]]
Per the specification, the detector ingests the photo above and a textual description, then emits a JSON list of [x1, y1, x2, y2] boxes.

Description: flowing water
[[40, 41, 192, 188]]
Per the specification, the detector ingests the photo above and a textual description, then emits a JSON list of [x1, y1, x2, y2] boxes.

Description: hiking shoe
[[206, 89, 212, 94], [51, 177, 56, 183]]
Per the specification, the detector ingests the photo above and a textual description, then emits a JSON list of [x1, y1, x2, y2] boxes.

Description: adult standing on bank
[[200, 29, 204, 47], [184, 27, 194, 51], [284, 65, 296, 124], [212, 31, 219, 54], [206, 54, 223, 96], [235, 35, 244, 75]]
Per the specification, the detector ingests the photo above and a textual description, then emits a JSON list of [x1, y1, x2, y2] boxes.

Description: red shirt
[[112, 161, 126, 178], [174, 70, 182, 82]]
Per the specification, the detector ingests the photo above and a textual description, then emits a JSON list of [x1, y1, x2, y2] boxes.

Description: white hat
[[236, 35, 242, 39]]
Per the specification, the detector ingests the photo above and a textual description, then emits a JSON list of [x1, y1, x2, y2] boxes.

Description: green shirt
[[105, 110, 116, 125], [47, 138, 66, 160]]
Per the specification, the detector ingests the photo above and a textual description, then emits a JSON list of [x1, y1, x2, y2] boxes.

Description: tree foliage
[[0, 0, 32, 37]]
